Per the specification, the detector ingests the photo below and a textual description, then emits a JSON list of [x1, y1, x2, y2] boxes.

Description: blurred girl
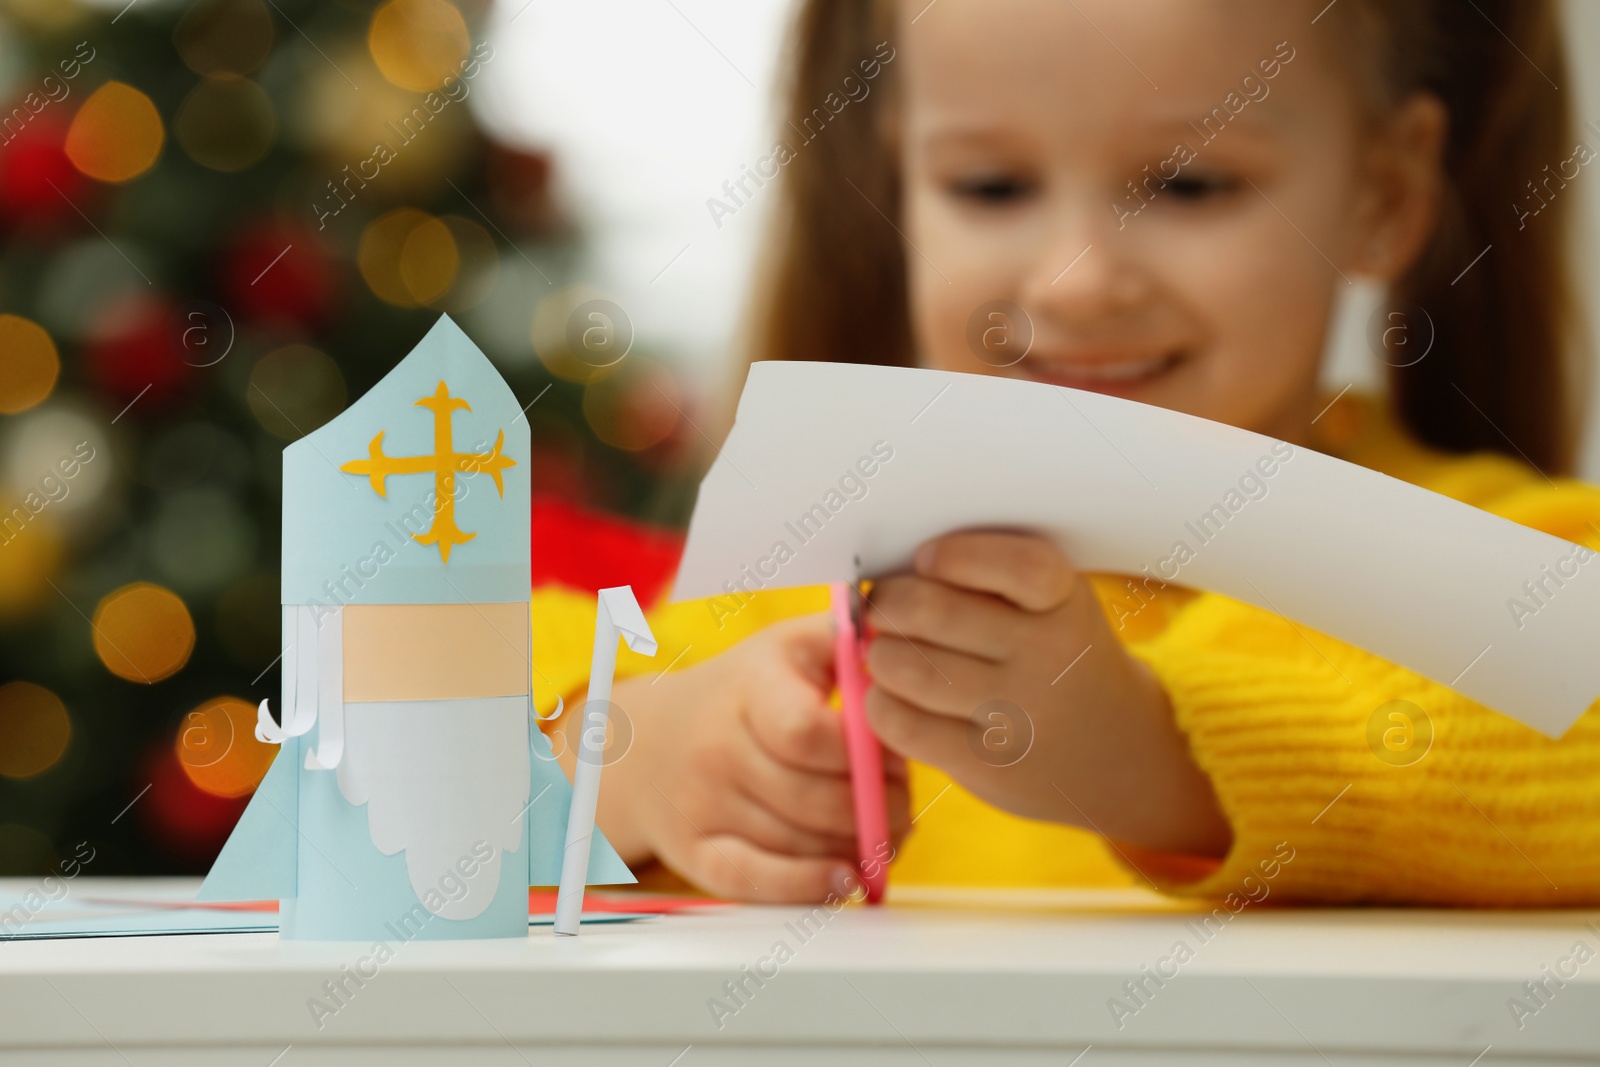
[[540, 0, 1600, 905]]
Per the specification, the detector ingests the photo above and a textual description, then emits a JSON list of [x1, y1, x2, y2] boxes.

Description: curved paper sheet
[[673, 362, 1600, 736]]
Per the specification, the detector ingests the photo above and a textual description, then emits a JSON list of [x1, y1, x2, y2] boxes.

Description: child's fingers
[[741, 765, 861, 841], [915, 532, 1078, 612], [745, 685, 851, 775], [736, 725, 863, 838], [722, 784, 862, 860], [769, 611, 841, 691], [885, 773, 911, 843], [664, 833, 859, 904], [865, 574, 1020, 661], [865, 634, 997, 717], [863, 686, 974, 776]]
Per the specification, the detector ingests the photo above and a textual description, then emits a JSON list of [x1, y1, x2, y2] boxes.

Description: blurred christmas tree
[[0, 0, 698, 876]]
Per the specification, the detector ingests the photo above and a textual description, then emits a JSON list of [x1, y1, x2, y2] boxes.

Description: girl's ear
[[1351, 92, 1449, 282]]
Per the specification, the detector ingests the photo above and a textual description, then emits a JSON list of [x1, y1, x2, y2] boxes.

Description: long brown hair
[[746, 0, 1586, 475]]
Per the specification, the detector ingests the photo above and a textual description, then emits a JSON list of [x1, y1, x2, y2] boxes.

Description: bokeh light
[[92, 582, 196, 684], [174, 75, 276, 173], [87, 293, 191, 403], [433, 215, 498, 312], [176, 695, 275, 798], [0, 682, 71, 780], [136, 742, 248, 864], [0, 314, 59, 414], [368, 0, 470, 92], [3, 0, 89, 33], [532, 285, 630, 384], [37, 240, 149, 342], [0, 519, 63, 620], [1, 406, 112, 516], [399, 215, 460, 304], [150, 489, 257, 593], [294, 46, 472, 198], [173, 0, 275, 75], [359, 208, 460, 307], [0, 115, 82, 227], [582, 356, 683, 452], [246, 344, 348, 439], [65, 81, 164, 184], [221, 223, 339, 331]]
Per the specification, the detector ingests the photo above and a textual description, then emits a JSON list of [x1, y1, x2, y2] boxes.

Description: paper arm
[[253, 605, 344, 770], [302, 607, 344, 770]]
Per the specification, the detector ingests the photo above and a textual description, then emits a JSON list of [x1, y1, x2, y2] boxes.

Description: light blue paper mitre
[[281, 314, 531, 607]]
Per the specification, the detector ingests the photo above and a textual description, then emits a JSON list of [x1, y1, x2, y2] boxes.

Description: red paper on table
[[86, 892, 727, 916]]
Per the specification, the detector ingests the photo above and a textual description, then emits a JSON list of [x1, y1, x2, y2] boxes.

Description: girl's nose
[[1020, 204, 1153, 327]]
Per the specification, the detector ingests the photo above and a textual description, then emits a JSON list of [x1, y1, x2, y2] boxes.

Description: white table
[[2, 880, 1597, 1065]]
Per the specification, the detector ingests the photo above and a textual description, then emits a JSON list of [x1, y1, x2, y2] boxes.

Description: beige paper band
[[343, 603, 530, 702]]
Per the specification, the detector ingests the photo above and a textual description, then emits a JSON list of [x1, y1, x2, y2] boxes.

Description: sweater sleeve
[[1120, 479, 1600, 906]]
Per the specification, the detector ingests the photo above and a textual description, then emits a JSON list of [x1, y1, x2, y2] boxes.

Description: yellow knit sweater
[[531, 395, 1600, 906]]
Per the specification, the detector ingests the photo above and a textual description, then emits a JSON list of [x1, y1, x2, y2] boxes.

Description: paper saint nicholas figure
[[198, 315, 634, 939]]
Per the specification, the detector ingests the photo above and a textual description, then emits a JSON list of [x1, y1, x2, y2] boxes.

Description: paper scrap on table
[[0, 910, 646, 941], [673, 362, 1600, 737], [0, 883, 651, 939]]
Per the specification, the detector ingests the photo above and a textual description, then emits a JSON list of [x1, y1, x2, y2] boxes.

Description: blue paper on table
[[0, 904, 646, 941], [196, 316, 634, 941]]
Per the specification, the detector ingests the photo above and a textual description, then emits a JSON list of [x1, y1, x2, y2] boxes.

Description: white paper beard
[[336, 698, 529, 920]]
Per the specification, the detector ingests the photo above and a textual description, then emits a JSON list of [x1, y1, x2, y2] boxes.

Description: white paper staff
[[554, 585, 656, 935]]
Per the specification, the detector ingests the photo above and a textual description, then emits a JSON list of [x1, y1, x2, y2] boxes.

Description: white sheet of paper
[[672, 362, 1600, 737]]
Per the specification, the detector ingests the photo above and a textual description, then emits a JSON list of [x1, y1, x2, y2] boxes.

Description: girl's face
[[899, 0, 1434, 442]]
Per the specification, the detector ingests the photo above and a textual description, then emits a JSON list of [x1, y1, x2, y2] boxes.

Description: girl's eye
[[1164, 172, 1239, 200], [950, 174, 1035, 204]]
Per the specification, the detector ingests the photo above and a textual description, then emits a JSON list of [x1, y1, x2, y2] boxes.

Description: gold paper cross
[[340, 381, 516, 563]]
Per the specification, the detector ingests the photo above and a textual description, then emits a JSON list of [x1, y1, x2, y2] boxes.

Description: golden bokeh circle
[[369, 0, 470, 93], [0, 315, 59, 414], [431, 215, 499, 312], [398, 216, 460, 304], [532, 286, 634, 385], [174, 74, 277, 173], [65, 81, 165, 183], [0, 682, 71, 780], [359, 208, 460, 307], [91, 582, 196, 684], [176, 696, 276, 798], [173, 0, 276, 76], [246, 345, 348, 439], [0, 518, 63, 620]]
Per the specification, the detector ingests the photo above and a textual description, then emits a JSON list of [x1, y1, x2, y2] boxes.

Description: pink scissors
[[831, 573, 889, 903]]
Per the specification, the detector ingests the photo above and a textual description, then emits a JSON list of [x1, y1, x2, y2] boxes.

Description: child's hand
[[576, 613, 911, 902], [863, 532, 1232, 858]]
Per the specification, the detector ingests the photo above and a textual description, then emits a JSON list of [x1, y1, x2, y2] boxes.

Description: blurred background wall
[[0, 0, 1596, 875]]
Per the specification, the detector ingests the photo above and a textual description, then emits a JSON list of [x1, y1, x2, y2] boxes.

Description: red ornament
[[0, 115, 85, 227], [134, 743, 249, 868], [86, 294, 192, 405], [220, 222, 339, 331]]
